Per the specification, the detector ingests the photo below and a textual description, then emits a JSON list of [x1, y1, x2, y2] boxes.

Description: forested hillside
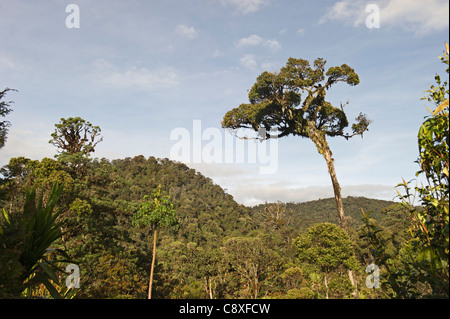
[[0, 156, 254, 297], [0, 154, 409, 299], [253, 196, 397, 230]]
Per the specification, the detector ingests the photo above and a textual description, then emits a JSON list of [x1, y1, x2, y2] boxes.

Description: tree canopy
[[49, 117, 103, 157], [222, 57, 370, 140]]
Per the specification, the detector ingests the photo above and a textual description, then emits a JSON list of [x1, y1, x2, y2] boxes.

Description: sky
[[0, 0, 449, 206]]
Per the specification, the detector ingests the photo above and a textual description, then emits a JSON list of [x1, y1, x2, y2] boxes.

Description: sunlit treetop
[[222, 57, 371, 140]]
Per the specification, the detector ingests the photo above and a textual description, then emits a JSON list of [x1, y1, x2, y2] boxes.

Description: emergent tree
[[132, 185, 178, 299], [49, 117, 103, 157], [222, 57, 371, 232]]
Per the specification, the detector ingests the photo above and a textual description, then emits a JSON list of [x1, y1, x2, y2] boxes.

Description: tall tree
[[0, 88, 17, 149], [49, 117, 103, 157], [222, 57, 371, 232], [132, 185, 178, 299]]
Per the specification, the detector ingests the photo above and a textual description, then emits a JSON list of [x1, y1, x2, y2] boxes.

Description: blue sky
[[0, 0, 448, 205]]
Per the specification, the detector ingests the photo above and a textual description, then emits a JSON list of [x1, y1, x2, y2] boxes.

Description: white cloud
[[320, 0, 449, 35], [212, 49, 224, 58], [236, 34, 264, 46], [221, 0, 269, 14], [175, 24, 198, 39], [185, 164, 397, 206], [0, 127, 55, 167], [239, 54, 258, 70], [235, 34, 281, 52], [187, 163, 248, 179], [229, 182, 397, 206], [91, 59, 179, 91], [265, 39, 282, 52]]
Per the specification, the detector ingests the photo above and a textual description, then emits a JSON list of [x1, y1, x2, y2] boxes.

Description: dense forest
[[0, 153, 411, 299], [0, 45, 448, 299]]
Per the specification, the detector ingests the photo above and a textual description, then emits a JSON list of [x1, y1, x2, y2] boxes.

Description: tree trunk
[[209, 278, 213, 299], [348, 269, 358, 298], [204, 277, 214, 299], [306, 122, 347, 231], [307, 122, 358, 298], [148, 226, 158, 299], [324, 273, 329, 299], [254, 277, 259, 299], [322, 147, 347, 231]]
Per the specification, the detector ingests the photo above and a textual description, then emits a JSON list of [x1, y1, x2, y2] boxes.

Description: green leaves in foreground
[[0, 183, 79, 298]]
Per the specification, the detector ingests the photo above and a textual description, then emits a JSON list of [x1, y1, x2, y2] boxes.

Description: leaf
[[40, 277, 63, 299], [433, 99, 449, 116], [38, 262, 60, 283], [443, 166, 449, 177], [2, 208, 11, 224]]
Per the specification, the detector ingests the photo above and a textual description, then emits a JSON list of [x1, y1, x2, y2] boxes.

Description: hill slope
[[1, 155, 404, 298], [252, 196, 398, 228]]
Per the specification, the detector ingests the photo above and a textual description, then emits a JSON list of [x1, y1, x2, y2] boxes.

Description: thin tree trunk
[[148, 226, 158, 299], [306, 123, 347, 230], [323, 144, 359, 298], [209, 278, 213, 299], [204, 277, 214, 299], [307, 122, 358, 298], [324, 273, 329, 299], [322, 147, 347, 231], [348, 269, 358, 298]]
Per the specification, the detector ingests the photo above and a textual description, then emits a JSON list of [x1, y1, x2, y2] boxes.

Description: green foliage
[[69, 198, 93, 217], [0, 208, 25, 297], [293, 223, 358, 299], [132, 185, 178, 230], [222, 57, 370, 140], [421, 42, 449, 108], [6, 46, 448, 300], [293, 223, 357, 273], [361, 43, 449, 299], [0, 87, 17, 149], [221, 236, 281, 299], [1, 153, 403, 299], [252, 196, 395, 237], [0, 183, 78, 298], [49, 117, 103, 159], [395, 43, 449, 298]]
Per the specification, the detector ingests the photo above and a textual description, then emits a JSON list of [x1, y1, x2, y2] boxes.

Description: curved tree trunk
[[307, 122, 358, 298], [148, 227, 158, 299], [322, 146, 347, 231], [306, 123, 347, 230]]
